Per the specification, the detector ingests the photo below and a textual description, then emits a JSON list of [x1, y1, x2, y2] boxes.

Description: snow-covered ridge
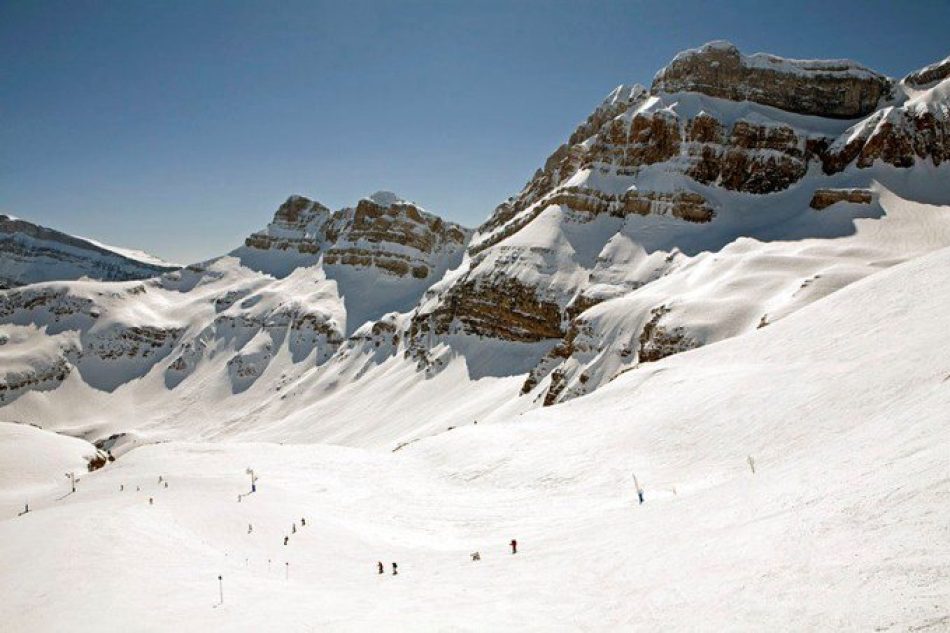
[[903, 53, 950, 88], [0, 214, 179, 289]]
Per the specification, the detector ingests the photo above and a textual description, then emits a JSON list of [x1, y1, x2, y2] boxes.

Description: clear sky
[[2, 0, 948, 264]]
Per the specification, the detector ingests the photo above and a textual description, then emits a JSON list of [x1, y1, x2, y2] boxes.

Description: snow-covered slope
[[1, 244, 947, 631], [0, 214, 179, 289]]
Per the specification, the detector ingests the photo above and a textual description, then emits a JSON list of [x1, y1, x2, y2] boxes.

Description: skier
[[471, 551, 481, 561], [392, 562, 398, 576], [158, 475, 163, 484], [510, 539, 517, 554], [292, 523, 296, 534], [301, 517, 306, 527], [164, 482, 168, 489], [377, 561, 384, 575], [283, 536, 289, 546], [148, 497, 154, 505], [120, 484, 124, 492], [248, 523, 253, 534]]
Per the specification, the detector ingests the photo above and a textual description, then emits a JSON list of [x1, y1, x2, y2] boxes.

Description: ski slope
[[1, 245, 948, 632]]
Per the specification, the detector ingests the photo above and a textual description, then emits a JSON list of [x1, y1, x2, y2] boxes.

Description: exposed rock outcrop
[[651, 40, 892, 119], [903, 55, 950, 88], [85, 325, 183, 361], [410, 275, 563, 345], [637, 306, 700, 363], [0, 357, 72, 403], [0, 286, 99, 322], [822, 104, 949, 172], [810, 188, 873, 210]]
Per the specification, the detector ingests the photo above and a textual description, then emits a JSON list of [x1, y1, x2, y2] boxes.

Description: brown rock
[[809, 188, 873, 210], [652, 41, 892, 119]]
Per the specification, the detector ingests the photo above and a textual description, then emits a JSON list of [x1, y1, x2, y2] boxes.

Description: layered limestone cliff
[[245, 191, 471, 281], [810, 188, 873, 210], [651, 40, 892, 119]]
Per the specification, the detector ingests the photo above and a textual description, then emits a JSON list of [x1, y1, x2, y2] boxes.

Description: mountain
[[0, 42, 948, 451], [407, 40, 950, 406], [0, 192, 471, 430], [3, 240, 948, 631], [0, 214, 179, 289]]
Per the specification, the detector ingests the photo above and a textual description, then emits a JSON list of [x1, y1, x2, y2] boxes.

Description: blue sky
[[2, 0, 948, 263]]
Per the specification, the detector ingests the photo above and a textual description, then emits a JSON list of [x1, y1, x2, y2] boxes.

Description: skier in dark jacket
[[392, 562, 398, 576], [510, 539, 517, 554], [377, 561, 384, 575], [283, 536, 289, 546]]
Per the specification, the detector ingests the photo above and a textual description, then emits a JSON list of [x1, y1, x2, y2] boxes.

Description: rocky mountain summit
[[0, 214, 178, 289], [1, 41, 949, 447], [244, 191, 470, 281], [652, 40, 892, 118]]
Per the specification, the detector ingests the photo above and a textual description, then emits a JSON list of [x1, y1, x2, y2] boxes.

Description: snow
[[79, 237, 181, 268], [661, 40, 888, 82], [2, 43, 949, 630], [366, 190, 407, 207], [1, 214, 178, 288], [1, 245, 948, 631]]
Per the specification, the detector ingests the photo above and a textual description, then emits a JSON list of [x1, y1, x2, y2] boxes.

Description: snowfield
[[2, 245, 948, 632]]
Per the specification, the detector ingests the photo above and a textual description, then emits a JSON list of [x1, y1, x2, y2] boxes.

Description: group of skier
[[115, 474, 168, 505], [279, 518, 307, 546], [376, 539, 517, 576]]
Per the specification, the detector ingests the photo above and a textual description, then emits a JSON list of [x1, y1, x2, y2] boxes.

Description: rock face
[[245, 192, 470, 281], [822, 99, 950, 172], [410, 275, 563, 345], [651, 40, 892, 119], [684, 117, 810, 193], [810, 188, 873, 210], [243, 196, 330, 254], [636, 305, 700, 363], [904, 55, 950, 88], [0, 215, 178, 289]]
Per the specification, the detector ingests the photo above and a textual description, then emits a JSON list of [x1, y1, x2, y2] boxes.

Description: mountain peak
[[365, 191, 407, 207], [653, 40, 891, 118]]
